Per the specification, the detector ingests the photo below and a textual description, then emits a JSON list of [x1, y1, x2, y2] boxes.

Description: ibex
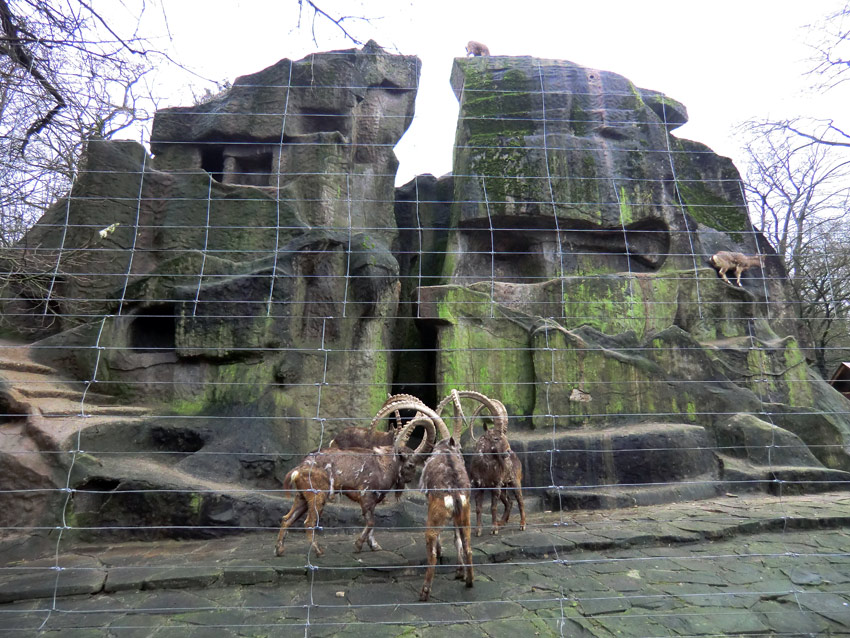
[[466, 40, 490, 56], [709, 251, 765, 287], [274, 399, 445, 556], [418, 435, 474, 601], [437, 391, 526, 536], [328, 394, 421, 449]]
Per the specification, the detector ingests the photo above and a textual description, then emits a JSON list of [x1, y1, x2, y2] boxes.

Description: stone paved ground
[[1, 492, 849, 636]]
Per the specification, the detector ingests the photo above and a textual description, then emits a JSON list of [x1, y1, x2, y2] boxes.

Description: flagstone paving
[[1, 492, 849, 636]]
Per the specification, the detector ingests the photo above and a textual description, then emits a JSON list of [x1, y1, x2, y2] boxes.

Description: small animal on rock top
[[708, 251, 766, 287], [466, 40, 490, 56]]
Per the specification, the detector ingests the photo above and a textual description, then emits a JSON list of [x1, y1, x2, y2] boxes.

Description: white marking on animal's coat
[[291, 470, 300, 481], [443, 495, 454, 509]]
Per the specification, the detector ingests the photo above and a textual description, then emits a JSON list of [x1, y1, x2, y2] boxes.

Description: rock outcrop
[[403, 56, 850, 507], [1, 48, 848, 538]]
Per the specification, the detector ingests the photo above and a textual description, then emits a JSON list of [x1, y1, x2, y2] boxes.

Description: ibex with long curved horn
[[436, 391, 526, 536], [418, 434, 474, 601], [328, 394, 423, 449], [274, 399, 446, 556]]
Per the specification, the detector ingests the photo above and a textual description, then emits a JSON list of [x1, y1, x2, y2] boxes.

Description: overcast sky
[[127, 0, 848, 185]]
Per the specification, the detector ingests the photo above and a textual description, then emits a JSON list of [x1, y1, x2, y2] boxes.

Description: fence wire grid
[[1, 46, 850, 637]]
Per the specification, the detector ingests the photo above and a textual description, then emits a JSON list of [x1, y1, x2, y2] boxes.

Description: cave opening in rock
[[200, 145, 224, 182], [129, 305, 176, 353]]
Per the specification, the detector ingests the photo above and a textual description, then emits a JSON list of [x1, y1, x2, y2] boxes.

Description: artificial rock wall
[[1, 44, 849, 537]]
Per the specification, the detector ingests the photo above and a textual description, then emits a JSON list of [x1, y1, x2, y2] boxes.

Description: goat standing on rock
[[466, 40, 490, 56], [274, 399, 444, 557], [709, 251, 765, 287]]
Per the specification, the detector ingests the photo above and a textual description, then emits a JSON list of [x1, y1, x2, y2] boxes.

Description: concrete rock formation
[[405, 56, 850, 508], [1, 47, 848, 539]]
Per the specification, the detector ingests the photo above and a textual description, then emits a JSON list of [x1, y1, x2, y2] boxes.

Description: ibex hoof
[[491, 528, 500, 536], [312, 545, 324, 557], [475, 529, 482, 537], [520, 524, 527, 531], [369, 542, 382, 551], [419, 588, 430, 602], [274, 544, 284, 557]]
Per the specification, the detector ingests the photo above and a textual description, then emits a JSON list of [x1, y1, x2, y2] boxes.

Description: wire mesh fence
[[1, 44, 849, 636]]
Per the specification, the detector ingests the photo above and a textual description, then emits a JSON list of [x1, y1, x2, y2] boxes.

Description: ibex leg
[[303, 493, 326, 556], [490, 486, 503, 535], [354, 500, 380, 552], [473, 488, 485, 537], [275, 497, 307, 556], [458, 504, 474, 588], [420, 500, 449, 602]]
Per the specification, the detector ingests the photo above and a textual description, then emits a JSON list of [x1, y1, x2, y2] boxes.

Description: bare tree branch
[[0, 0, 67, 152], [299, 0, 368, 46], [807, 1, 850, 91], [741, 120, 850, 374]]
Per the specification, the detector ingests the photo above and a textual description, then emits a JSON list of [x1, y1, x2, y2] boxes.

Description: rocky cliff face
[[1, 47, 848, 538], [403, 56, 850, 507]]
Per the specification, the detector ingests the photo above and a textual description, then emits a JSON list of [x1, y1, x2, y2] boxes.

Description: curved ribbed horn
[[466, 403, 489, 442], [370, 399, 451, 441], [436, 390, 506, 438], [489, 398, 509, 436], [393, 412, 436, 458], [371, 393, 423, 432]]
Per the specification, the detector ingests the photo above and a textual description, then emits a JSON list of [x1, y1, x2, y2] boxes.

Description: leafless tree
[[791, 218, 850, 377], [740, 120, 850, 375], [808, 1, 850, 93], [740, 121, 850, 277], [0, 0, 164, 247], [755, 3, 850, 152], [0, 1, 373, 248], [296, 0, 372, 45], [736, 3, 850, 377]]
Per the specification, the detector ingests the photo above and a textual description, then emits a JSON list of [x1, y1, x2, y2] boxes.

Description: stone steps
[[544, 480, 723, 511], [0, 358, 55, 376], [37, 397, 151, 418], [18, 385, 119, 404], [0, 342, 145, 417]]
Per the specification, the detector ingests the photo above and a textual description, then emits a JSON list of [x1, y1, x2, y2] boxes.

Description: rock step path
[[0, 340, 149, 418]]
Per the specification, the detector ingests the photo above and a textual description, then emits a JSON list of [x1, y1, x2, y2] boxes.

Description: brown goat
[[274, 401, 444, 556], [466, 40, 490, 56], [709, 251, 765, 287], [418, 436, 474, 601], [436, 391, 526, 536], [468, 422, 526, 536], [328, 394, 422, 449]]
